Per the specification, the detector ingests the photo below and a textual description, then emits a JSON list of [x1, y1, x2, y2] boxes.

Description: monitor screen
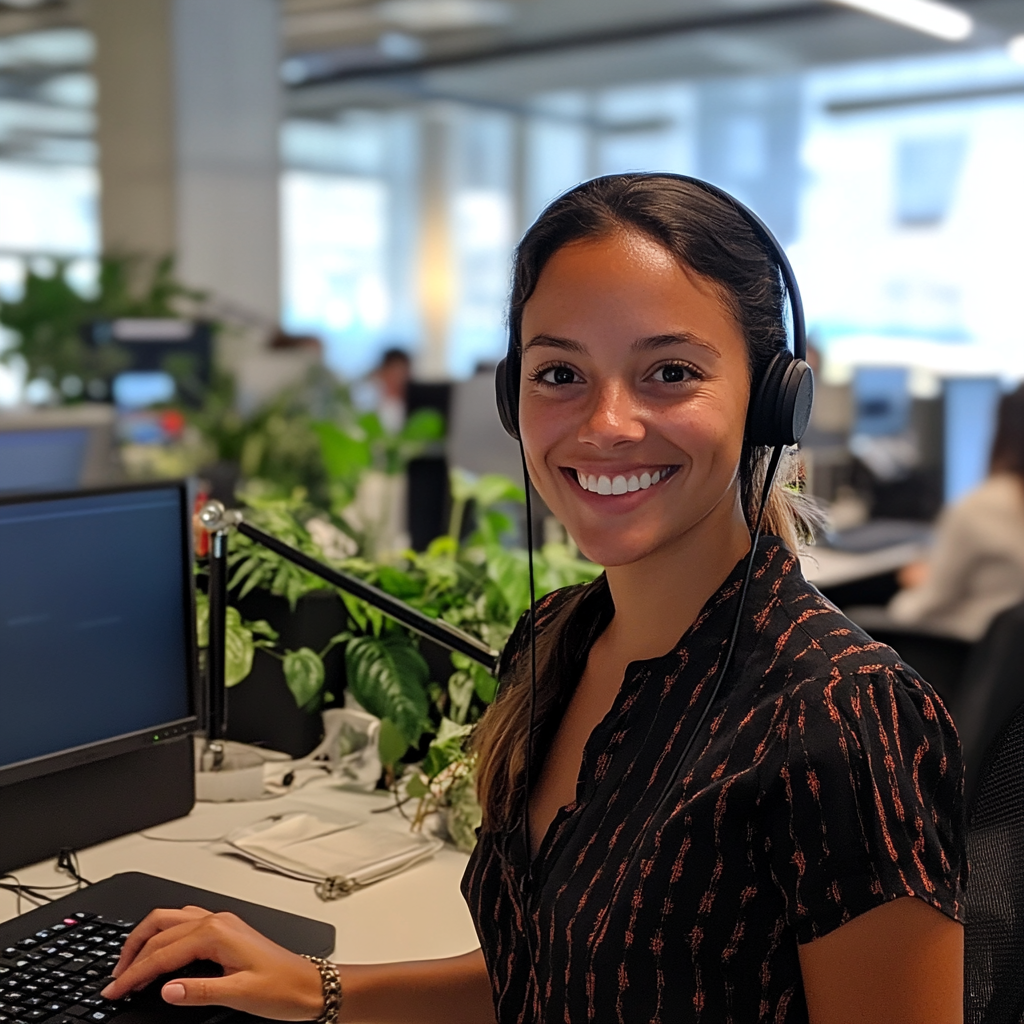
[[852, 366, 911, 438], [0, 484, 195, 784], [0, 427, 88, 494]]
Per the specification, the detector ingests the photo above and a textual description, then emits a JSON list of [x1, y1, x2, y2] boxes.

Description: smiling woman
[[101, 175, 965, 1024]]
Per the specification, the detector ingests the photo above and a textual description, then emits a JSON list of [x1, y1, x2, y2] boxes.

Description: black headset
[[494, 172, 814, 450]]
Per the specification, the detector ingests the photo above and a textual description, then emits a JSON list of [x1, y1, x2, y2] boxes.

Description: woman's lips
[[566, 466, 680, 495]]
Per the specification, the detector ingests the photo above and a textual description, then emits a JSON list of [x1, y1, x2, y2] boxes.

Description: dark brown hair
[[991, 383, 1024, 480], [474, 174, 820, 830]]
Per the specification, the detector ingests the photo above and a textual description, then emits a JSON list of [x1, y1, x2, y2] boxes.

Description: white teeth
[[573, 468, 672, 495]]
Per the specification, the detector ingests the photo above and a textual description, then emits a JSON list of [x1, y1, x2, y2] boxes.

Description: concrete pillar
[[415, 105, 456, 380], [92, 0, 281, 323]]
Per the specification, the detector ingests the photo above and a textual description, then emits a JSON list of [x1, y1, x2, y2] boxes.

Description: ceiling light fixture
[[830, 0, 973, 41], [376, 0, 515, 33], [1009, 34, 1024, 65]]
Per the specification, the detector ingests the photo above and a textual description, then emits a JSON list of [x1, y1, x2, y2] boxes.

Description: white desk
[[0, 778, 480, 964], [800, 541, 927, 591]]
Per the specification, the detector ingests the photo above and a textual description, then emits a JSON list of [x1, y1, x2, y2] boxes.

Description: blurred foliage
[[0, 255, 203, 400], [217, 468, 599, 799]]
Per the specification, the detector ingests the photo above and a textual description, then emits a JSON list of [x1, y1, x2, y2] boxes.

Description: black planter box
[[225, 588, 347, 758]]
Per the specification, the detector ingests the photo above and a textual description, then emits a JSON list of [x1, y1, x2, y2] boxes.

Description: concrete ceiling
[[284, 0, 1024, 110], [0, 0, 1022, 156]]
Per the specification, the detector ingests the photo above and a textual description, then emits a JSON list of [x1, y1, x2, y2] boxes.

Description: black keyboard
[[0, 912, 133, 1024]]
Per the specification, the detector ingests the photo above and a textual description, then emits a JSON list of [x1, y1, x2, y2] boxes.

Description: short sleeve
[[766, 666, 967, 943]]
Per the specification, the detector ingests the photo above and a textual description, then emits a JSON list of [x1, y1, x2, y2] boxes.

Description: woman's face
[[518, 229, 752, 569]]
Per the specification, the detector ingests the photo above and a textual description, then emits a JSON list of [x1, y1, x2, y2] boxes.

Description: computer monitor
[[0, 482, 198, 872], [83, 318, 213, 407], [0, 405, 119, 495], [944, 377, 1002, 504], [852, 366, 911, 438]]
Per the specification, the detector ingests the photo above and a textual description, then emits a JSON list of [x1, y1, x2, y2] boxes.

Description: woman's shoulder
[[771, 550, 905, 667], [763, 550, 955, 723], [762, 555, 960, 760]]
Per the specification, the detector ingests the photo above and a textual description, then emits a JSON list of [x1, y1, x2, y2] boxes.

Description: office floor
[[0, 780, 479, 964]]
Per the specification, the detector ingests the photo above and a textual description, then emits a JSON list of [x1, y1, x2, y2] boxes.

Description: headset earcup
[[779, 358, 814, 446], [494, 358, 520, 440], [748, 353, 814, 447]]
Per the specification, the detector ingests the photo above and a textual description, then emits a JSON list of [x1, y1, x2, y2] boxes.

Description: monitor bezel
[[0, 479, 199, 789]]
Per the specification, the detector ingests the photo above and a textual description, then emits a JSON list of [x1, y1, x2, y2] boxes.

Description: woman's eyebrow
[[523, 334, 587, 354], [632, 332, 721, 356]]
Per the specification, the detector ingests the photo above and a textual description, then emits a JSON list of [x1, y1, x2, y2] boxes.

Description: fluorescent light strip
[[1009, 34, 1024, 65], [831, 0, 973, 41]]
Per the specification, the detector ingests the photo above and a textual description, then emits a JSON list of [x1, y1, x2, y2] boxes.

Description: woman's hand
[[101, 906, 324, 1021]]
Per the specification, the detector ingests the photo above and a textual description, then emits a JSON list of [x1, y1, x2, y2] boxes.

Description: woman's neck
[[600, 493, 752, 664]]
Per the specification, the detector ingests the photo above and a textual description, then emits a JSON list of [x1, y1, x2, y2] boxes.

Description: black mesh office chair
[[954, 601, 1024, 806], [964, 699, 1024, 1023]]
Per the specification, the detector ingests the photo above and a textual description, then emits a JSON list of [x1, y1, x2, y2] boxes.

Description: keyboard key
[[22, 1011, 47, 1021], [63, 1008, 88, 1019]]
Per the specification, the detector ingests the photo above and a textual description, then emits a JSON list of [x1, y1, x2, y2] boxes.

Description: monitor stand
[[0, 736, 195, 874]]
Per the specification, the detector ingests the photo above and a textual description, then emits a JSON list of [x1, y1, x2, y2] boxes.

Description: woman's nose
[[579, 379, 646, 447]]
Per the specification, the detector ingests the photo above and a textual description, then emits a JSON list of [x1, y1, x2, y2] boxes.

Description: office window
[[281, 171, 390, 379], [895, 135, 967, 227]]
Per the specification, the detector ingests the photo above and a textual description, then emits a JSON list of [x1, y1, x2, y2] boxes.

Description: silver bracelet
[[302, 954, 342, 1024]]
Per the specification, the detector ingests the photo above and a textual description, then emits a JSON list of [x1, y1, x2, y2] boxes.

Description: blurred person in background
[[371, 347, 411, 432], [889, 383, 1024, 641]]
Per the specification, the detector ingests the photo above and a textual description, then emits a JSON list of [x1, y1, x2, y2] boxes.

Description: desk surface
[[0, 779, 480, 964], [800, 541, 927, 590]]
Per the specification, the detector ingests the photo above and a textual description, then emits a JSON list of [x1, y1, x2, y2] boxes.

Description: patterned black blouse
[[461, 537, 966, 1024]]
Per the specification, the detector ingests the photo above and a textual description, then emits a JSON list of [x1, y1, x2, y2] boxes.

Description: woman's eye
[[652, 363, 693, 384], [541, 365, 579, 385]]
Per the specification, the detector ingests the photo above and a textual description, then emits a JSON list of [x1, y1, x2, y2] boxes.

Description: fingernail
[[100, 985, 115, 999], [163, 983, 187, 1004], [111, 965, 122, 979]]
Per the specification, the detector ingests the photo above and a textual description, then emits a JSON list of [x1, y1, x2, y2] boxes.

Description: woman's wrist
[[299, 955, 341, 1022]]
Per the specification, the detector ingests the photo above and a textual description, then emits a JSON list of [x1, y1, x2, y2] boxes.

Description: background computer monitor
[[852, 366, 911, 438], [0, 482, 198, 871], [0, 404, 119, 495], [83, 318, 213, 408], [944, 376, 1002, 504]]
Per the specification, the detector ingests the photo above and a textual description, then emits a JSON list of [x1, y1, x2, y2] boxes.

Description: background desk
[[0, 777, 480, 963]]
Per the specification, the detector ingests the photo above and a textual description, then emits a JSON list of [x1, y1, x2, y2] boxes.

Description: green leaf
[[378, 716, 409, 769], [405, 773, 429, 799], [345, 634, 429, 747], [399, 407, 445, 442], [422, 718, 473, 779], [447, 670, 475, 725], [248, 618, 279, 640], [195, 592, 209, 648], [313, 421, 371, 480], [451, 652, 498, 705], [224, 607, 255, 687], [282, 647, 325, 711], [377, 565, 425, 600]]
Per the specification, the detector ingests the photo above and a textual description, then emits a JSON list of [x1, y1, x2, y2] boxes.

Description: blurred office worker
[[890, 384, 1024, 641]]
